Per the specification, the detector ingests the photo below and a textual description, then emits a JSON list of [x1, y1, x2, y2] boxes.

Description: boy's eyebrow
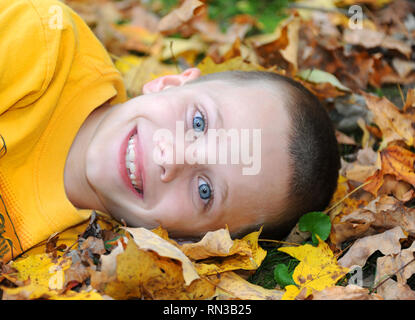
[[208, 175, 228, 217], [206, 94, 224, 129], [218, 181, 228, 211]]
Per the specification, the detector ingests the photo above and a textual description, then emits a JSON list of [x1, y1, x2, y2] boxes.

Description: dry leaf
[[343, 29, 412, 58], [375, 241, 415, 287], [375, 279, 415, 300], [180, 227, 251, 260], [122, 227, 199, 285], [364, 145, 415, 196], [157, 0, 205, 35], [362, 92, 415, 147], [338, 226, 407, 268], [215, 271, 283, 300], [311, 284, 382, 300], [193, 228, 266, 276]]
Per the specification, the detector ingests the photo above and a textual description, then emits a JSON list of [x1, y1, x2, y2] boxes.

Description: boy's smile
[[120, 128, 144, 198], [64, 68, 292, 238]]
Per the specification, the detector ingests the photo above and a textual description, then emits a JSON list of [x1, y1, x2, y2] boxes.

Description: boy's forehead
[[187, 79, 287, 124]]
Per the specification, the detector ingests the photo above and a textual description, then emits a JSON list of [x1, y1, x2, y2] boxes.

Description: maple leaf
[[363, 145, 415, 197], [361, 92, 415, 148], [278, 236, 349, 300]]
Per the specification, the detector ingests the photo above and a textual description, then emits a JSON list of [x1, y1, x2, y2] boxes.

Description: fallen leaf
[[215, 271, 283, 300], [194, 228, 267, 276], [364, 145, 415, 196], [343, 28, 412, 58], [11, 254, 71, 290], [311, 284, 382, 300], [297, 69, 351, 92], [338, 226, 407, 268], [197, 56, 269, 76], [122, 227, 199, 285], [157, 0, 205, 35], [375, 241, 415, 286], [377, 279, 415, 300], [375, 279, 415, 300], [362, 92, 415, 147], [180, 227, 251, 260], [278, 236, 349, 299]]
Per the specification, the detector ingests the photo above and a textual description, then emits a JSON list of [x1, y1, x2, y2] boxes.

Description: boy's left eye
[[198, 177, 212, 203], [193, 110, 206, 132]]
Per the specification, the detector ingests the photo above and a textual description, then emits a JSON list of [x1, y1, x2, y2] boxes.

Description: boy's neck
[[63, 102, 112, 213]]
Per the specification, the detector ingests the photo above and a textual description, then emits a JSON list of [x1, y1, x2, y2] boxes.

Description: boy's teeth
[[125, 134, 143, 192]]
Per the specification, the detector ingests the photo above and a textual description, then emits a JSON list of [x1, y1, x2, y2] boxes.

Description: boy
[[0, 0, 340, 263]]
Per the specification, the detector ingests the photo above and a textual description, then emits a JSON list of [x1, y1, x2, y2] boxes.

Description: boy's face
[[85, 69, 291, 237]]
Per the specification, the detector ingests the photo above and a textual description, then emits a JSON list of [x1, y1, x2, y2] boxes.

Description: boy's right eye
[[192, 110, 206, 132]]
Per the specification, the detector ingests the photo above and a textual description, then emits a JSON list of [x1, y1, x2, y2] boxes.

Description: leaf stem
[[258, 239, 301, 246]]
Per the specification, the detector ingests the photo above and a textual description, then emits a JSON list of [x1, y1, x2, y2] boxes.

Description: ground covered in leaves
[[1, 0, 415, 300]]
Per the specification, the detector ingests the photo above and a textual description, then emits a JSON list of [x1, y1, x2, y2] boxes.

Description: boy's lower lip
[[119, 127, 144, 198]]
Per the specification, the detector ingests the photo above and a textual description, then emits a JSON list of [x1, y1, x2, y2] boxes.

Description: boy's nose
[[160, 161, 184, 183], [154, 135, 185, 183]]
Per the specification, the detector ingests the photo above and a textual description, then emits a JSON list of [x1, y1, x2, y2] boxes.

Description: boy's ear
[[142, 68, 201, 94]]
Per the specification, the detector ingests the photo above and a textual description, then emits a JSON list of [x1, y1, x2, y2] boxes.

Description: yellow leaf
[[1, 284, 51, 300], [161, 35, 207, 61], [1, 283, 103, 300], [278, 236, 349, 299], [197, 56, 269, 76], [115, 55, 143, 74], [122, 227, 199, 285], [12, 254, 71, 290], [51, 290, 103, 300]]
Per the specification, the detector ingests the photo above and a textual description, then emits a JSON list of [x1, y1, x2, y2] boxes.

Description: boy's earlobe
[[142, 68, 201, 94]]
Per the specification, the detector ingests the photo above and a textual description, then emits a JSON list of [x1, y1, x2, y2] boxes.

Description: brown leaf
[[338, 226, 407, 268], [364, 145, 415, 196], [343, 29, 412, 58], [375, 242, 415, 286], [180, 228, 251, 260], [375, 279, 415, 300], [331, 195, 415, 246], [215, 271, 283, 300], [311, 284, 382, 300], [362, 92, 415, 147], [157, 0, 205, 35]]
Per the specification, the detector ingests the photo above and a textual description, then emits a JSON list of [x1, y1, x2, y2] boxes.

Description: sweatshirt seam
[[33, 73, 120, 229], [27, 0, 54, 102]]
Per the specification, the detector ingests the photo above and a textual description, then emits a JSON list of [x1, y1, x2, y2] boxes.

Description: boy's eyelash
[[194, 105, 208, 132], [202, 179, 214, 210]]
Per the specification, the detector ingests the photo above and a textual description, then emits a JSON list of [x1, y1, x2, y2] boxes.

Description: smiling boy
[[0, 0, 340, 262]]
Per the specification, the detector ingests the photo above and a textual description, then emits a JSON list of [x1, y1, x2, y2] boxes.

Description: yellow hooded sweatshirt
[[0, 0, 127, 262]]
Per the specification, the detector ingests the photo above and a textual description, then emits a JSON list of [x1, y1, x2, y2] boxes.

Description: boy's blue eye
[[193, 110, 205, 132], [198, 178, 211, 200]]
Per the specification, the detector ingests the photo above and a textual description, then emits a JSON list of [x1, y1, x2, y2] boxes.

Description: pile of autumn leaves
[[0, 213, 285, 300]]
